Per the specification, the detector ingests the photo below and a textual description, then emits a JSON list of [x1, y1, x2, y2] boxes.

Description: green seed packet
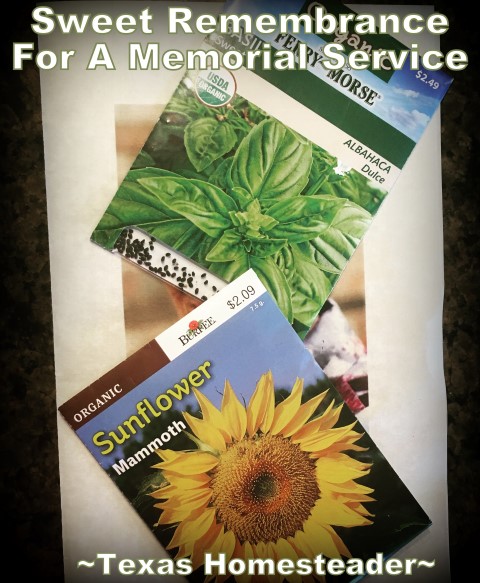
[[91, 0, 452, 338]]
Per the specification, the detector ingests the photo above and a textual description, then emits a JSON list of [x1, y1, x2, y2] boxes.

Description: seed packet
[[59, 270, 430, 581], [91, 0, 452, 339]]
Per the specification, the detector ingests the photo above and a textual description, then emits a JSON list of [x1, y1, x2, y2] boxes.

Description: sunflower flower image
[[151, 372, 374, 581]]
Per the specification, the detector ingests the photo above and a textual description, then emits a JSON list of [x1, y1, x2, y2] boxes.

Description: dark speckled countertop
[[1, 1, 478, 579]]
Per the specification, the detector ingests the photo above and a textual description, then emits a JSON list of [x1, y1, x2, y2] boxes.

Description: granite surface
[[1, 1, 478, 580]]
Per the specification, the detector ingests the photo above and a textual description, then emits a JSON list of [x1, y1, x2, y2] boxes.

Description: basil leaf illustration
[[228, 186, 253, 209], [206, 230, 244, 263], [138, 176, 237, 238], [184, 118, 237, 172], [303, 145, 338, 195], [209, 255, 250, 282], [249, 236, 288, 258], [163, 95, 206, 122], [229, 118, 312, 200], [309, 200, 372, 271], [127, 167, 182, 181], [294, 241, 342, 275], [132, 150, 156, 169], [267, 196, 341, 242], [324, 169, 387, 214], [209, 158, 234, 190], [249, 256, 293, 323], [91, 179, 189, 250], [101, 82, 385, 335], [285, 246, 331, 326]]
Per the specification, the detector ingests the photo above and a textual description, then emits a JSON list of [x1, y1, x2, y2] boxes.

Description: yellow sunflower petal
[[284, 539, 318, 583], [250, 541, 277, 583], [183, 412, 227, 452], [191, 521, 223, 571], [155, 505, 194, 525], [289, 531, 312, 558], [212, 529, 236, 562], [166, 507, 216, 550], [150, 484, 176, 499], [253, 541, 267, 559], [316, 402, 344, 431], [294, 422, 358, 452], [322, 524, 352, 558], [273, 539, 302, 583], [154, 488, 212, 512], [303, 518, 343, 558], [316, 453, 371, 483], [342, 492, 376, 503], [320, 480, 374, 497], [321, 483, 375, 503], [192, 388, 232, 443], [264, 542, 283, 583], [319, 438, 367, 455], [311, 497, 373, 528], [291, 401, 341, 441], [157, 450, 219, 474], [345, 501, 374, 517], [233, 541, 254, 583], [247, 371, 275, 436], [280, 390, 328, 437], [151, 483, 210, 502], [222, 379, 247, 441], [243, 540, 255, 561], [270, 377, 304, 435], [154, 449, 178, 462], [163, 471, 211, 490], [174, 541, 194, 559]]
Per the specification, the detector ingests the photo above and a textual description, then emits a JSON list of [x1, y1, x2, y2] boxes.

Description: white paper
[[40, 2, 449, 580]]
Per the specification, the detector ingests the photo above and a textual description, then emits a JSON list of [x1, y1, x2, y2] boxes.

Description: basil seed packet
[[91, 0, 452, 339], [59, 270, 432, 582]]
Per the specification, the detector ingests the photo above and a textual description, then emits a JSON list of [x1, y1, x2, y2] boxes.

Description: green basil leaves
[[92, 83, 387, 335]]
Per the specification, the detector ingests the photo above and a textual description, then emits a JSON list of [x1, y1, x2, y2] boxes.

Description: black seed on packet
[[204, 280, 209, 286], [201, 273, 206, 279], [201, 296, 207, 301], [179, 283, 185, 289], [212, 286, 218, 292], [195, 288, 199, 295], [166, 252, 171, 257]]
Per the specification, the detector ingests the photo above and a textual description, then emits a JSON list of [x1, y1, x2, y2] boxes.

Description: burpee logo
[[178, 317, 216, 346]]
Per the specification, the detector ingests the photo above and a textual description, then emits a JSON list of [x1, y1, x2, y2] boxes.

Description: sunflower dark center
[[250, 472, 278, 502], [210, 434, 319, 544]]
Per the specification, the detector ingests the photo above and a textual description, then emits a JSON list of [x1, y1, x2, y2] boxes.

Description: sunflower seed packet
[[59, 270, 430, 581], [91, 0, 452, 339]]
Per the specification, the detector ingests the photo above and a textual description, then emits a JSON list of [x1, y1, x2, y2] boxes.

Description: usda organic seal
[[195, 68, 236, 108]]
